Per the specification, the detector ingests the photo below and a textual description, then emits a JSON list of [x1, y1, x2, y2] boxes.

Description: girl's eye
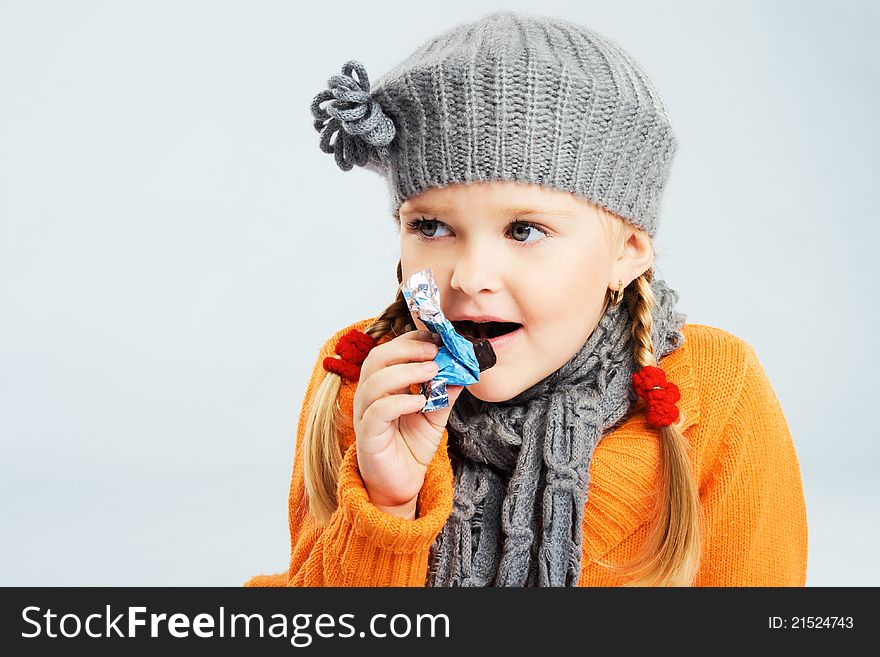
[[405, 217, 550, 247]]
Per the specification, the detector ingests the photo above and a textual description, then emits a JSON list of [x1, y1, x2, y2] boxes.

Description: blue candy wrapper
[[400, 268, 488, 413]]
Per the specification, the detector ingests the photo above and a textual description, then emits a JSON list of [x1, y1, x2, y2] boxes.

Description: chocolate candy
[[463, 335, 497, 371], [401, 267, 499, 412]]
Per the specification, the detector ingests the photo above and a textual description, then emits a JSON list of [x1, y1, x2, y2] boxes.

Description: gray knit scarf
[[425, 276, 687, 587]]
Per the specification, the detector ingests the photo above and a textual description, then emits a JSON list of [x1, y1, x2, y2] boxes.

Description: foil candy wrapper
[[400, 268, 496, 413]]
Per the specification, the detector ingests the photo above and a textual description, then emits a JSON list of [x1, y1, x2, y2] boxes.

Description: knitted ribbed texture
[[244, 319, 808, 587], [310, 10, 678, 237]]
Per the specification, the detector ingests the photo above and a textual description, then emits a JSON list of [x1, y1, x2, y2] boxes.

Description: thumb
[[425, 384, 465, 429], [447, 384, 465, 407]]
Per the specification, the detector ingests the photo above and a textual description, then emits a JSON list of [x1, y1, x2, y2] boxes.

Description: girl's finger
[[357, 330, 440, 385], [355, 360, 438, 423], [359, 393, 429, 448]]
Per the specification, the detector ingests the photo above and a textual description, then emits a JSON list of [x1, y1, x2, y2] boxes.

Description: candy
[[462, 335, 497, 371], [400, 268, 496, 412]]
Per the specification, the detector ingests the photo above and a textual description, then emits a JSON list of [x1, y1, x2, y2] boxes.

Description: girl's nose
[[449, 246, 502, 296]]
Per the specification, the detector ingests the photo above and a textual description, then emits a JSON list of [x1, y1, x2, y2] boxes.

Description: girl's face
[[399, 180, 654, 403]]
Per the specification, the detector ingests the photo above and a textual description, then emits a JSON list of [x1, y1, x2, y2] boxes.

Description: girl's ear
[[614, 228, 654, 284]]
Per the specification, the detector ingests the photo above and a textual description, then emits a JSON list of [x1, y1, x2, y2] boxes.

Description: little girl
[[245, 9, 807, 587]]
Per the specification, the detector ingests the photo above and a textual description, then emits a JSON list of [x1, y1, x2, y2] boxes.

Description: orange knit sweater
[[244, 319, 808, 587]]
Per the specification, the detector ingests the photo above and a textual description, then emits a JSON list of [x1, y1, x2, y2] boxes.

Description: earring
[[610, 279, 625, 305]]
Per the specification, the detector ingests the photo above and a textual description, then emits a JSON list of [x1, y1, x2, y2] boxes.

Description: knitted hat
[[310, 9, 678, 238]]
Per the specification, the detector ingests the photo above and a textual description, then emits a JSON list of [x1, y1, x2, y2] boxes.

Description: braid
[[595, 268, 703, 586], [629, 268, 658, 368], [363, 260, 416, 341]]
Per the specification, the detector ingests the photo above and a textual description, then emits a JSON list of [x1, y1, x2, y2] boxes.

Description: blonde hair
[[302, 212, 702, 586]]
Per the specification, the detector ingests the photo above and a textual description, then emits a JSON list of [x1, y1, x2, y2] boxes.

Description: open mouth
[[452, 320, 523, 340]]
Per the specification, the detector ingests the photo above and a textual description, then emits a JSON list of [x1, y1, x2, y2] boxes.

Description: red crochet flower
[[632, 365, 681, 428], [322, 329, 378, 382]]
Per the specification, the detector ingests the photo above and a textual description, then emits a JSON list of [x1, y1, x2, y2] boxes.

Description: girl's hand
[[352, 329, 465, 520]]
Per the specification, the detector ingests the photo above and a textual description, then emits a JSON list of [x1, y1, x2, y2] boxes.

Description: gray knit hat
[[310, 9, 678, 238]]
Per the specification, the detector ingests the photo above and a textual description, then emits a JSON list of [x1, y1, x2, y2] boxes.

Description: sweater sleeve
[[243, 337, 454, 587], [695, 344, 808, 586]]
